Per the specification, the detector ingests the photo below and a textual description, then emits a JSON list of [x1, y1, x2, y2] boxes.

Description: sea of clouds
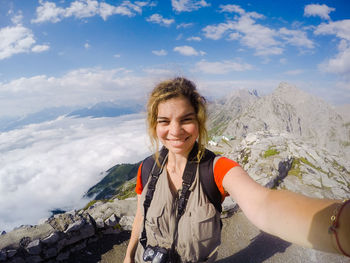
[[0, 114, 151, 232]]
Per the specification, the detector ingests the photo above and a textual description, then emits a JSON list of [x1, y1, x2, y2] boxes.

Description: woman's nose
[[169, 121, 183, 135]]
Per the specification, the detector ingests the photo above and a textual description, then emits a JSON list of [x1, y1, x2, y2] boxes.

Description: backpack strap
[[199, 149, 222, 213], [177, 142, 198, 217], [139, 146, 168, 249]]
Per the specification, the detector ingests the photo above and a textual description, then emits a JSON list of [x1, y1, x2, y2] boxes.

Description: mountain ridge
[[208, 82, 350, 159]]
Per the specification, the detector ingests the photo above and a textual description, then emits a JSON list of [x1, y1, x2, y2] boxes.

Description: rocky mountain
[[0, 106, 74, 132], [210, 131, 350, 201], [0, 101, 143, 132], [208, 82, 350, 159], [335, 104, 350, 123], [68, 101, 142, 118]]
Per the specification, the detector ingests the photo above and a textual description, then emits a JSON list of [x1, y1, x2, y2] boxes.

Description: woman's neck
[[166, 151, 188, 176]]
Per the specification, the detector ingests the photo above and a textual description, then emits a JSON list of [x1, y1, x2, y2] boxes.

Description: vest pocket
[[145, 203, 165, 245], [191, 203, 218, 242]]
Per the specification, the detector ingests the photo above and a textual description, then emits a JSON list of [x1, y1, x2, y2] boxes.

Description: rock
[[26, 239, 41, 255], [95, 218, 105, 229], [56, 251, 70, 261], [41, 232, 60, 245], [44, 247, 57, 259], [0, 223, 54, 251], [7, 249, 17, 258], [79, 224, 95, 239], [221, 197, 237, 212], [119, 216, 134, 231], [8, 257, 25, 263], [105, 214, 118, 227], [25, 255, 43, 263], [0, 250, 6, 261], [224, 131, 350, 200], [64, 220, 84, 233], [70, 240, 86, 253]]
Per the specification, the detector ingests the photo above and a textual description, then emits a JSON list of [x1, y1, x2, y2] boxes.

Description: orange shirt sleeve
[[135, 162, 143, 195], [214, 157, 239, 200]]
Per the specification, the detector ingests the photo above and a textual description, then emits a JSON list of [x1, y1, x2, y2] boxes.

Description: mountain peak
[[274, 82, 305, 97]]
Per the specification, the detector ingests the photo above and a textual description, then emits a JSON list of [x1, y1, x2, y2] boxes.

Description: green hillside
[[85, 161, 141, 200]]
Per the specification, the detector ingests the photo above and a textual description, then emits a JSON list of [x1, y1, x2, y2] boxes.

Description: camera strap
[[140, 143, 199, 256]]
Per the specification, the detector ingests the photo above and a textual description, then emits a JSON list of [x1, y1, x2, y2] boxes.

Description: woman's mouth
[[167, 137, 189, 146]]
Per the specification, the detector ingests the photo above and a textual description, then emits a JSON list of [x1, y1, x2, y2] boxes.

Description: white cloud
[[11, 11, 24, 25], [32, 44, 50, 53], [319, 46, 350, 76], [202, 22, 233, 40], [173, 45, 201, 56], [279, 28, 314, 49], [32, 0, 149, 23], [195, 59, 253, 74], [229, 15, 282, 56], [84, 42, 91, 49], [0, 115, 150, 231], [228, 32, 241, 40], [31, 0, 66, 23], [315, 20, 350, 77], [203, 5, 315, 57], [202, 10, 282, 56], [114, 54, 121, 58], [146, 14, 174, 26], [152, 49, 167, 56], [219, 4, 245, 15], [172, 0, 210, 12], [0, 67, 152, 117], [65, 0, 99, 19], [176, 22, 194, 29], [314, 20, 350, 41], [304, 4, 335, 20], [0, 25, 37, 60], [99, 1, 143, 20], [187, 36, 201, 41]]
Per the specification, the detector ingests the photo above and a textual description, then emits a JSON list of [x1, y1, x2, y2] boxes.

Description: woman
[[124, 77, 350, 262]]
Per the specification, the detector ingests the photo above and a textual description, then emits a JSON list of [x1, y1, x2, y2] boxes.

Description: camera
[[143, 245, 168, 263]]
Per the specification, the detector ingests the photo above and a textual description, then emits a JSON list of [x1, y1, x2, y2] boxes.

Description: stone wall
[[0, 198, 137, 263]]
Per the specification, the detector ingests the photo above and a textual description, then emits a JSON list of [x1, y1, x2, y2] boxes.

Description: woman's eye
[[157, 120, 169, 124]]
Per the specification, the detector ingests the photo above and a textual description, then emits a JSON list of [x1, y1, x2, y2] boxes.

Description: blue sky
[[1, 0, 350, 118]]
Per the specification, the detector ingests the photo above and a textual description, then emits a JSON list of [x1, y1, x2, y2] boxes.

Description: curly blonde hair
[[147, 77, 208, 163]]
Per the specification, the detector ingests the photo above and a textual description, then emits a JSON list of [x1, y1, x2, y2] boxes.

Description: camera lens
[[143, 246, 155, 261], [152, 247, 168, 263]]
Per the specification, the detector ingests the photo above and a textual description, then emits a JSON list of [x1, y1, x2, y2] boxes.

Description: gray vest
[[135, 163, 221, 262]]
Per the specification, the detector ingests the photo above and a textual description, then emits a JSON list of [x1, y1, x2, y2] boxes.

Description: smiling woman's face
[[156, 96, 199, 157]]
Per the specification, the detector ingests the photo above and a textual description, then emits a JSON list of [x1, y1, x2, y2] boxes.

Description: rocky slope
[[0, 198, 137, 262], [208, 82, 350, 159]]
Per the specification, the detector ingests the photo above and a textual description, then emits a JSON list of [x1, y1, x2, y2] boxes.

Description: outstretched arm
[[222, 166, 350, 256], [123, 195, 143, 263]]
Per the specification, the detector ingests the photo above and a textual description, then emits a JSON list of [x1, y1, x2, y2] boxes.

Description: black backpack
[[140, 145, 222, 213]]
